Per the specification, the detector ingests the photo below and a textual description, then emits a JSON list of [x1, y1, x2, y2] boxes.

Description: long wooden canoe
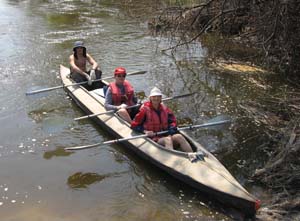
[[60, 65, 260, 217]]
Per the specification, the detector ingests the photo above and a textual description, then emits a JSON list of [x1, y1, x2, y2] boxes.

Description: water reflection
[[43, 147, 72, 159], [46, 13, 81, 27], [102, 142, 234, 220], [67, 171, 124, 189], [27, 102, 76, 133]]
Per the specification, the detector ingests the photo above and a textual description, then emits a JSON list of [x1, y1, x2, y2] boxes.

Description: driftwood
[[147, 0, 300, 80]]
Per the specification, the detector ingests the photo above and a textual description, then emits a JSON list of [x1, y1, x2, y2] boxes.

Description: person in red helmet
[[69, 40, 103, 90], [104, 67, 139, 123]]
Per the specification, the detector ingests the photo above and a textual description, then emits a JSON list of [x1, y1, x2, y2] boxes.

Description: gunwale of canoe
[[60, 65, 259, 216]]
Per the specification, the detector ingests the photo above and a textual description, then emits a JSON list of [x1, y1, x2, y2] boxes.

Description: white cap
[[149, 87, 163, 97]]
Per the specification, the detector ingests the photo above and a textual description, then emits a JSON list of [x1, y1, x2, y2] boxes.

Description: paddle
[[64, 118, 231, 151], [74, 92, 195, 121], [25, 70, 147, 95]]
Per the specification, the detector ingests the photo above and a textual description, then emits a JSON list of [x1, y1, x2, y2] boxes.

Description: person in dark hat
[[69, 41, 103, 90]]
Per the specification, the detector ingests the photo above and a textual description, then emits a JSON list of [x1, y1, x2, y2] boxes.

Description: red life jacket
[[142, 101, 169, 132], [109, 81, 135, 106]]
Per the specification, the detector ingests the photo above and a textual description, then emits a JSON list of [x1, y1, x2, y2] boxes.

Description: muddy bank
[[145, 1, 300, 220]]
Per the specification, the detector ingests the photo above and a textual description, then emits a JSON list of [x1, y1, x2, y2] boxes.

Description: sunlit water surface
[[0, 1, 275, 220]]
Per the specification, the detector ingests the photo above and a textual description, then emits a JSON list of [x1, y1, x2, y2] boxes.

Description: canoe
[[59, 65, 260, 217]]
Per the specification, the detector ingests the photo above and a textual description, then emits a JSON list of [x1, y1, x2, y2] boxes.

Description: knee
[[165, 136, 173, 145], [96, 70, 102, 78], [117, 109, 126, 115], [172, 134, 183, 141], [118, 109, 131, 118]]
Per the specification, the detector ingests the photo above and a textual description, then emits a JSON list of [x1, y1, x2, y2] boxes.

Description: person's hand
[[118, 104, 128, 109], [168, 126, 178, 135], [144, 130, 155, 137], [90, 69, 96, 80], [86, 74, 92, 86]]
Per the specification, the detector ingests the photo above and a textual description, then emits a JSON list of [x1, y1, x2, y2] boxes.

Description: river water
[[0, 1, 273, 220]]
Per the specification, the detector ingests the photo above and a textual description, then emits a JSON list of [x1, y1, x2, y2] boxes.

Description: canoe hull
[[60, 65, 259, 216]]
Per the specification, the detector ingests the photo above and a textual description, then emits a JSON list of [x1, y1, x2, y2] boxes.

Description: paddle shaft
[[104, 120, 231, 144], [64, 119, 231, 150], [104, 130, 167, 145], [74, 104, 141, 121], [178, 120, 231, 131], [25, 70, 146, 95], [74, 92, 195, 121], [102, 120, 230, 144]]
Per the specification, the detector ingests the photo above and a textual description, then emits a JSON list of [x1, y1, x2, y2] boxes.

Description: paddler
[[131, 87, 193, 152]]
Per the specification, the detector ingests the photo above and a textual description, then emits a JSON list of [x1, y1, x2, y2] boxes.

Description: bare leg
[[171, 134, 193, 152], [117, 109, 132, 124], [157, 136, 173, 150]]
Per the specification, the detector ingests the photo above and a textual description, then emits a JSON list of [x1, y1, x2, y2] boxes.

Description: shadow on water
[[43, 147, 72, 159], [67, 172, 125, 189], [28, 106, 75, 134]]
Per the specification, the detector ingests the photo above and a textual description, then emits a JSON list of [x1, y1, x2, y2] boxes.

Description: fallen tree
[[148, 0, 300, 81]]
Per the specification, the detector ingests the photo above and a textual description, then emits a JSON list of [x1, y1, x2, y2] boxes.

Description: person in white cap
[[131, 87, 193, 152], [69, 40, 103, 90]]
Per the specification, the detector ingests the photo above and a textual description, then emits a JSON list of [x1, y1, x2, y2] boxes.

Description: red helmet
[[114, 67, 126, 75]]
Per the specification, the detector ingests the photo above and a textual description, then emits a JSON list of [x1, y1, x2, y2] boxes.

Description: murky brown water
[[0, 1, 278, 220]]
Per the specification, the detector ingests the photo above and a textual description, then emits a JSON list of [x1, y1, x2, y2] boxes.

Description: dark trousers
[[129, 106, 140, 120], [70, 69, 103, 90]]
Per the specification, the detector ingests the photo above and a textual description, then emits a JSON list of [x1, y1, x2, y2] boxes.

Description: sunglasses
[[116, 75, 126, 78]]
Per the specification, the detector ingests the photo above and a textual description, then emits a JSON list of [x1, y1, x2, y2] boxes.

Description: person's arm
[[167, 108, 178, 135], [131, 107, 146, 133], [167, 108, 177, 127], [104, 88, 119, 111], [86, 53, 99, 70], [69, 55, 89, 79]]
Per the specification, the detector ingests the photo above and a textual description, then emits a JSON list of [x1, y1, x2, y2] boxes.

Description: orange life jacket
[[142, 102, 169, 132], [109, 81, 135, 106]]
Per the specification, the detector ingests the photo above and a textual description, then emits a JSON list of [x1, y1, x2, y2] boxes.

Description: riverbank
[[145, 1, 300, 220]]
